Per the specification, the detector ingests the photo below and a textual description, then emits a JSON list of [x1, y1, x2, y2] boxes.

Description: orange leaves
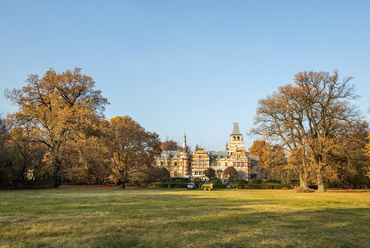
[[99, 115, 162, 184], [161, 140, 179, 151]]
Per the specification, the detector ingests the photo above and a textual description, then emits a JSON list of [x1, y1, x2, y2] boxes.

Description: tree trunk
[[121, 164, 128, 189], [299, 170, 309, 189], [168, 171, 172, 188], [51, 157, 61, 188], [299, 147, 309, 189], [316, 165, 326, 192]]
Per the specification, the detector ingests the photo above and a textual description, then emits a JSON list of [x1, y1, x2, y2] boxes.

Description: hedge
[[147, 182, 188, 188], [249, 179, 262, 184]]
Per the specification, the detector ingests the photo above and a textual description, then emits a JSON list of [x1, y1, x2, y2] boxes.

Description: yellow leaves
[[249, 140, 271, 166], [365, 134, 370, 159]]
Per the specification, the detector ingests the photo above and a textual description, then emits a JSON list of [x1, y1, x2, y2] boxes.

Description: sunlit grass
[[0, 187, 369, 247]]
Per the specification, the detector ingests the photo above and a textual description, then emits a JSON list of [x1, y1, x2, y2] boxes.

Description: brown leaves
[[251, 70, 365, 190], [161, 140, 179, 151]]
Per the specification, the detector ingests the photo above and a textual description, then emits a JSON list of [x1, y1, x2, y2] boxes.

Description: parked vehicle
[[187, 183, 196, 189], [201, 182, 213, 190]]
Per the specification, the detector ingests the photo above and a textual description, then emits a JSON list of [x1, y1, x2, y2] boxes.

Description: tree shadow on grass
[[171, 207, 370, 248], [40, 206, 367, 248]]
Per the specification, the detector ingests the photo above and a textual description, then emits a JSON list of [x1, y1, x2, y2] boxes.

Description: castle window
[[218, 162, 221, 167], [225, 162, 228, 167]]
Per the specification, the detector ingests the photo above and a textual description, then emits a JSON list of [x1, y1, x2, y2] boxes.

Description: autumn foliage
[[251, 70, 370, 191], [1, 68, 162, 189], [161, 140, 179, 151]]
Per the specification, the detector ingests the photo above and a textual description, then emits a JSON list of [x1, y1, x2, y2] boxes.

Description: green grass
[[1, 187, 369, 248]]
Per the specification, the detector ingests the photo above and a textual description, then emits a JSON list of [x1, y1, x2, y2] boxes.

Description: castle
[[154, 123, 256, 182]]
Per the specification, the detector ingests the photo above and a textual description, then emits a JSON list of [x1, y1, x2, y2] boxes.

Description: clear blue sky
[[1, 0, 370, 151]]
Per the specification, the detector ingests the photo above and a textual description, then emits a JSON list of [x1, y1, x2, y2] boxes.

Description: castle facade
[[154, 123, 251, 182]]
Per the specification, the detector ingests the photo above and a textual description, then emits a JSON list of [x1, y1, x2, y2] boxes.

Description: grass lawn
[[0, 186, 369, 248]]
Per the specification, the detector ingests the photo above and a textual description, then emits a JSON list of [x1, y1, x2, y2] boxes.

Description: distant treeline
[[1, 69, 370, 190]]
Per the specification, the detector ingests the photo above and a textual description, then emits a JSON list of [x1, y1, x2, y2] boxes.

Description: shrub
[[227, 175, 238, 184], [250, 179, 262, 184], [173, 177, 190, 183], [191, 177, 202, 188], [211, 178, 224, 189], [171, 182, 188, 188], [264, 179, 280, 183], [237, 179, 247, 189]]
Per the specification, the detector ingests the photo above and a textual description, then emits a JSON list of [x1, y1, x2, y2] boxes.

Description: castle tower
[[182, 133, 187, 151], [227, 123, 245, 154], [180, 132, 190, 176]]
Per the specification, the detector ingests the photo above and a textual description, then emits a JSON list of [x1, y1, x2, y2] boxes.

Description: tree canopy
[[223, 166, 238, 177], [251, 70, 368, 191], [161, 140, 179, 151], [203, 168, 216, 179], [100, 116, 161, 188], [2, 68, 162, 189], [5, 68, 109, 187]]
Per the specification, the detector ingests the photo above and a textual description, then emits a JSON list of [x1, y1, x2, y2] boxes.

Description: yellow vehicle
[[201, 182, 213, 190]]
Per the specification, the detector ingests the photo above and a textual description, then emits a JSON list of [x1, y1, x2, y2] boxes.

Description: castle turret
[[182, 133, 187, 151], [232, 122, 241, 135], [180, 132, 190, 175], [228, 123, 245, 154]]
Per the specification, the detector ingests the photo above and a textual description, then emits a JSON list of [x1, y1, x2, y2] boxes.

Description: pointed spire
[[182, 132, 187, 150], [232, 123, 241, 135]]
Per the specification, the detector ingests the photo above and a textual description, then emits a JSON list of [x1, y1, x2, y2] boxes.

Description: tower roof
[[182, 132, 187, 150], [232, 123, 241, 135]]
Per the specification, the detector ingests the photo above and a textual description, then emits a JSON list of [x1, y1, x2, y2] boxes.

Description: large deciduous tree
[[0, 117, 10, 188], [251, 71, 362, 192], [100, 116, 161, 188], [326, 121, 370, 188], [5, 68, 108, 187]]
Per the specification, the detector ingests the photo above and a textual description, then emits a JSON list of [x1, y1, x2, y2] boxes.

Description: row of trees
[[1, 68, 162, 189], [250, 71, 370, 191], [2, 68, 370, 191]]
